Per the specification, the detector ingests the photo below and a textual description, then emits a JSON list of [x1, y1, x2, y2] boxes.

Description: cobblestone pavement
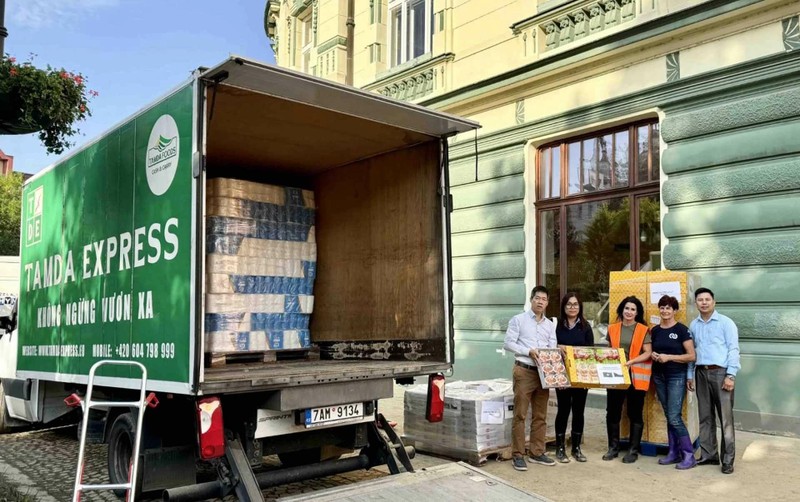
[[0, 424, 398, 502]]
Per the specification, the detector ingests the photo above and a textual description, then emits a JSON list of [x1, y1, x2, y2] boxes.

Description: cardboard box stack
[[204, 178, 317, 353], [609, 270, 699, 445], [404, 379, 550, 464]]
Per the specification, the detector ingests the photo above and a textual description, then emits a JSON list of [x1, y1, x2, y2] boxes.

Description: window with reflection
[[536, 121, 661, 340]]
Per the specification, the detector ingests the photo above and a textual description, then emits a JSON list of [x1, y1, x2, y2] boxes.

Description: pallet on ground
[[402, 436, 513, 466], [205, 346, 320, 367]]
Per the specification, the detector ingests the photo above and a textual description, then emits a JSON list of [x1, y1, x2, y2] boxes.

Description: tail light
[[425, 373, 445, 423], [196, 397, 225, 459]]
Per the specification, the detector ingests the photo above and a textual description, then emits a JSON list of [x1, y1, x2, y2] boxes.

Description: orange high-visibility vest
[[608, 322, 652, 391]]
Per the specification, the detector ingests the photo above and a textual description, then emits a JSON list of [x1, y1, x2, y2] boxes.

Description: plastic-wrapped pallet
[[403, 379, 529, 464], [204, 178, 316, 353]]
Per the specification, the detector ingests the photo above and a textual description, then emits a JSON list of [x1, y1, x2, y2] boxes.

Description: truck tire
[[107, 412, 141, 498]]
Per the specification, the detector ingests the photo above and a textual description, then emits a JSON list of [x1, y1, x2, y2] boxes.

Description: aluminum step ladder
[[72, 360, 148, 502]]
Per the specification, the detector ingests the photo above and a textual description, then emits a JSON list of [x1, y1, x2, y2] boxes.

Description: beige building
[[269, 0, 800, 436]]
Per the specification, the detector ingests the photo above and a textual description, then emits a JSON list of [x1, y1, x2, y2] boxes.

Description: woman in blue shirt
[[554, 292, 594, 463], [650, 295, 696, 469]]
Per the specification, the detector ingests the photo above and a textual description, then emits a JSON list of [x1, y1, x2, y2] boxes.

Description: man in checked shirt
[[504, 285, 558, 471]]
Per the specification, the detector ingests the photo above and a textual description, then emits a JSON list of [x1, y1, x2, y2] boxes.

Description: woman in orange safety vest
[[602, 296, 652, 464]]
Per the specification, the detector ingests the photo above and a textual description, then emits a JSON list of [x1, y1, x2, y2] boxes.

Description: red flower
[[9, 68, 17, 76], [60, 71, 68, 79], [73, 75, 83, 85], [79, 104, 86, 113]]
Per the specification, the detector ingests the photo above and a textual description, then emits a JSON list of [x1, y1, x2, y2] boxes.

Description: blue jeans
[[653, 371, 689, 438]]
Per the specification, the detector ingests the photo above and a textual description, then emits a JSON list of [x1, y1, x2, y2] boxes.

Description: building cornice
[[422, 0, 764, 110], [317, 35, 347, 53], [447, 49, 800, 159]]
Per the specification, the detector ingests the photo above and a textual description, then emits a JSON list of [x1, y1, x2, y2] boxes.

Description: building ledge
[[364, 53, 456, 102]]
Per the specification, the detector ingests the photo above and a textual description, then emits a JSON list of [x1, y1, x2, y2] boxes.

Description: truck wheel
[[107, 412, 141, 498]]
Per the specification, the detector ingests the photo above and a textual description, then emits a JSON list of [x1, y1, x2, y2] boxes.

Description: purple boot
[[658, 430, 680, 465], [676, 435, 697, 470]]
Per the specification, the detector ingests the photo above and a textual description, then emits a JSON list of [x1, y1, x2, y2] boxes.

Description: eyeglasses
[[566, 303, 579, 308]]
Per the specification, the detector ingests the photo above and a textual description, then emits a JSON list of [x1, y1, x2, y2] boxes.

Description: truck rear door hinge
[[443, 194, 453, 213]]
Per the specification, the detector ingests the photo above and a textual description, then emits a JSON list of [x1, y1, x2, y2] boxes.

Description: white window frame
[[388, 0, 433, 67], [300, 12, 313, 73]]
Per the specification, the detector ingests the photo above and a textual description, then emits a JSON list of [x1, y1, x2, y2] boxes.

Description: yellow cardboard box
[[610, 270, 700, 445], [609, 270, 695, 326]]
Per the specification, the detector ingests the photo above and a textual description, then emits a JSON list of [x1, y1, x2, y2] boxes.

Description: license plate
[[305, 403, 364, 426]]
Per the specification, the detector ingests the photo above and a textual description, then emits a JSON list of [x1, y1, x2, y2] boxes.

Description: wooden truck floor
[[201, 360, 450, 394]]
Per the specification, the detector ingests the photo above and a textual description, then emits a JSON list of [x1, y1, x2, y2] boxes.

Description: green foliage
[[0, 55, 97, 154], [0, 172, 23, 255]]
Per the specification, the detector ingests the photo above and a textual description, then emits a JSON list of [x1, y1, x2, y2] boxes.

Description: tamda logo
[[146, 115, 180, 196]]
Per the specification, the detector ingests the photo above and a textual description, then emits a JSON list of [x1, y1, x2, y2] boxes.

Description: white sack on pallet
[[205, 330, 311, 352], [207, 178, 315, 208], [205, 294, 314, 314]]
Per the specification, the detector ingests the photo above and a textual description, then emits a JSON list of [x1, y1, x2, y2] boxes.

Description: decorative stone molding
[[558, 16, 574, 45], [783, 16, 800, 51], [511, 0, 637, 53], [290, 0, 313, 16], [603, 0, 620, 29], [544, 22, 560, 51], [666, 51, 680, 82], [620, 0, 635, 22], [265, 0, 281, 56], [365, 53, 455, 102], [572, 9, 590, 40], [588, 3, 604, 34], [312, 0, 318, 36]]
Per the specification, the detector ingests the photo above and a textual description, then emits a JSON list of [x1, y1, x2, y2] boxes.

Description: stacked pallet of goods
[[204, 178, 317, 363], [403, 379, 537, 465]]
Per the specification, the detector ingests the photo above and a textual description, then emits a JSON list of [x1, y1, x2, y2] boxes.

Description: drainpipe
[[0, 0, 8, 56], [346, 0, 354, 85]]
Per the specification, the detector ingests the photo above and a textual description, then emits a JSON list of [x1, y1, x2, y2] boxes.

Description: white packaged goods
[[403, 379, 521, 460], [204, 178, 316, 353]]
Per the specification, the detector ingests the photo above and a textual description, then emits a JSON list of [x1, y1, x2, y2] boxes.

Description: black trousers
[[555, 387, 589, 435], [606, 384, 646, 426]]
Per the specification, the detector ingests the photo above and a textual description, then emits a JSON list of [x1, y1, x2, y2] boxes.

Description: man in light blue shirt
[[504, 285, 557, 471], [688, 287, 740, 474]]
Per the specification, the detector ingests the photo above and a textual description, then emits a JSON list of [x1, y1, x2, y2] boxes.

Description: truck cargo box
[[15, 57, 478, 396]]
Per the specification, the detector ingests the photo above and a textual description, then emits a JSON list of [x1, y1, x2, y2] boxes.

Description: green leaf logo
[[156, 135, 175, 152]]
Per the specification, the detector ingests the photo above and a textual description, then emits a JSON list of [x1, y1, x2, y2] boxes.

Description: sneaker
[[528, 453, 556, 466], [512, 456, 528, 471]]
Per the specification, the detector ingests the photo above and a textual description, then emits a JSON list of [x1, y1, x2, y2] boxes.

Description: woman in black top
[[554, 292, 594, 462], [650, 295, 696, 469]]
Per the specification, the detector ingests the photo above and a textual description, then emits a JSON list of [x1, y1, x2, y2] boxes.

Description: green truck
[[0, 56, 477, 500]]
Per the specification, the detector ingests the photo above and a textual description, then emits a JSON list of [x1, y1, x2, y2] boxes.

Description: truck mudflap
[[276, 462, 553, 502]]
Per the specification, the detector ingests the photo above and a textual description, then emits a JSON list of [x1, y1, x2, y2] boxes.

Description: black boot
[[623, 423, 644, 463], [602, 422, 620, 461], [555, 433, 570, 463], [571, 432, 587, 462]]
